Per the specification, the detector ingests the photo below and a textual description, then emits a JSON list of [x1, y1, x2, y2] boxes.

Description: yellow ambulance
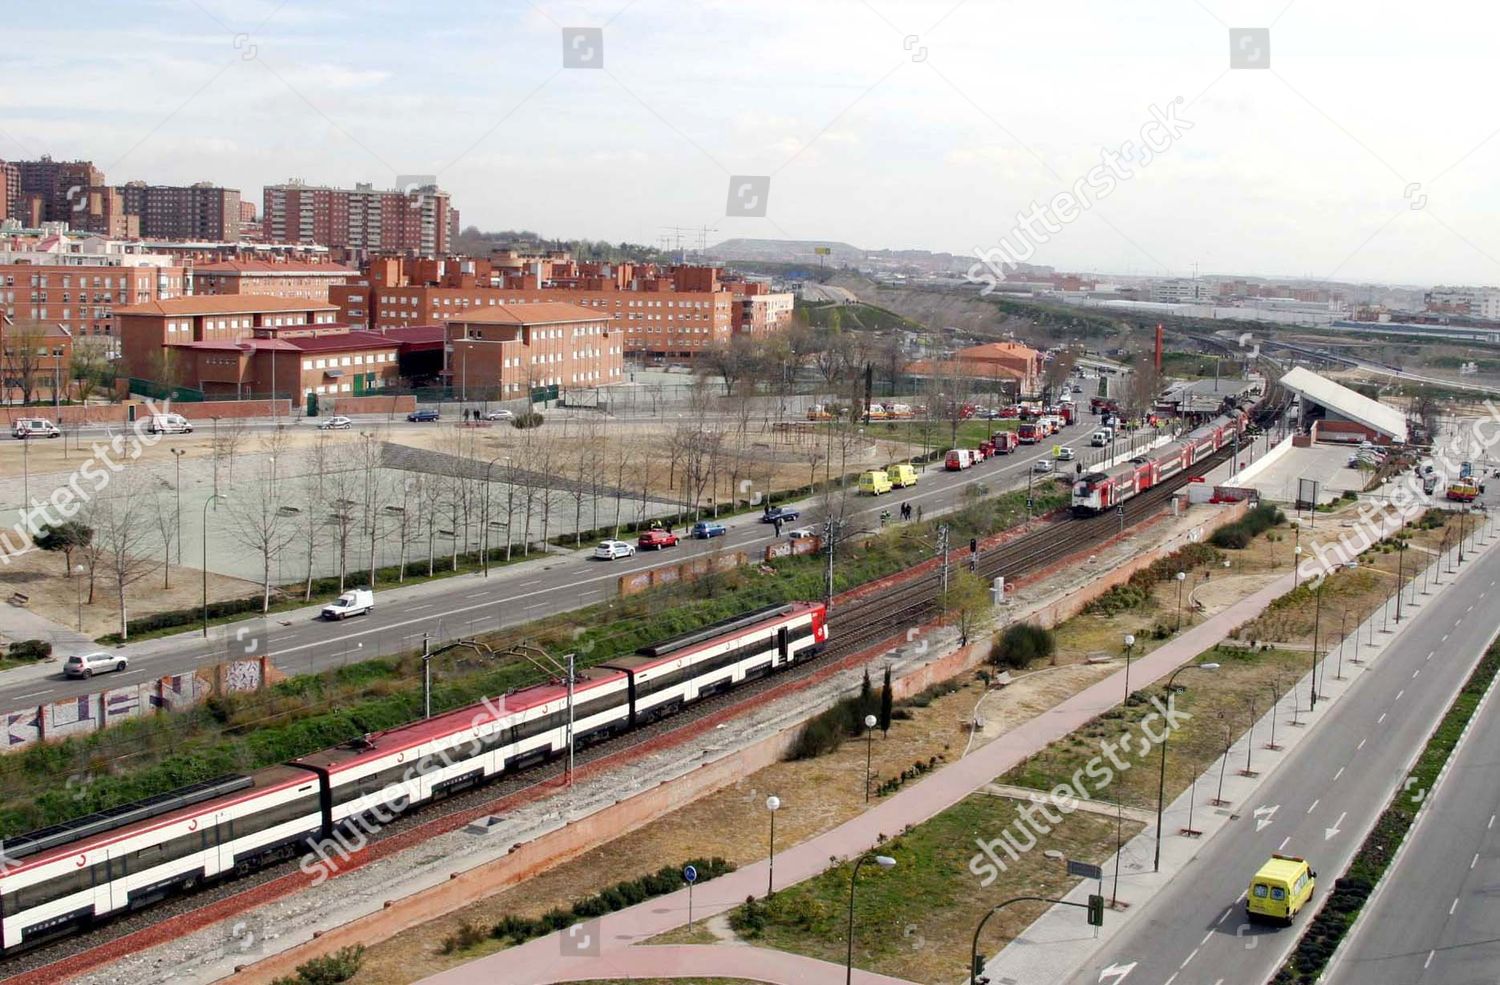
[[1246, 854, 1316, 924], [886, 463, 919, 488]]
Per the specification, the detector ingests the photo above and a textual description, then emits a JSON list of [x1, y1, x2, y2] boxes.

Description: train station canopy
[[1279, 366, 1408, 443]]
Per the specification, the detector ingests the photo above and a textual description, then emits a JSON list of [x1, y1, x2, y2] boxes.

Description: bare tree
[[297, 437, 330, 600], [1, 319, 52, 406], [224, 461, 298, 612], [876, 333, 910, 397], [92, 470, 159, 640], [70, 340, 112, 405], [211, 417, 250, 489], [323, 444, 363, 591], [1041, 346, 1078, 403], [152, 483, 178, 590]]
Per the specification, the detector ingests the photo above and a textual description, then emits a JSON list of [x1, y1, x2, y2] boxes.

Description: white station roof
[[1280, 366, 1408, 443]]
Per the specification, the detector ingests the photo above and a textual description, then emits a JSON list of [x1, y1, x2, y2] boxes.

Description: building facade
[[0, 316, 73, 403], [447, 302, 623, 397], [191, 260, 356, 301], [262, 180, 451, 255], [115, 296, 341, 382], [118, 182, 241, 241]]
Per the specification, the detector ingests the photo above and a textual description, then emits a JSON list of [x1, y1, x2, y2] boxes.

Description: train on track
[[0, 602, 827, 954], [1070, 406, 1251, 515]]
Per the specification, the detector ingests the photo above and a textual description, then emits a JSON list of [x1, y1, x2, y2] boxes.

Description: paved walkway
[[510, 945, 922, 984], [418, 566, 1302, 985], [0, 597, 97, 657], [979, 783, 1157, 825]]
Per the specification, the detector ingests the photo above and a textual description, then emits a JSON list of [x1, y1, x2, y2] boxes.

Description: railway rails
[[0, 445, 1239, 980]]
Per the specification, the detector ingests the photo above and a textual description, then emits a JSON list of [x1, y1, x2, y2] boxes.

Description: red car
[[638, 529, 679, 550]]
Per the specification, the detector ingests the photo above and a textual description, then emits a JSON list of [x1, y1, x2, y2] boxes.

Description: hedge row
[[1210, 503, 1286, 549], [1273, 640, 1500, 983]]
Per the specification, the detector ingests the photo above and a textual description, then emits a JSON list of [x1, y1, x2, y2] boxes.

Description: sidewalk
[[0, 598, 98, 657], [419, 558, 1308, 985], [512, 945, 921, 985]]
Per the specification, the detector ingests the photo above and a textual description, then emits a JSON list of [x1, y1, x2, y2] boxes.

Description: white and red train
[[0, 602, 827, 953], [1070, 407, 1249, 514]]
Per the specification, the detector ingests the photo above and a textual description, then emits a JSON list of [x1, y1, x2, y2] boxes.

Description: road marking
[[1450, 897, 1460, 915], [1413, 669, 1420, 679], [1357, 737, 1367, 750], [1396, 690, 1406, 700], [1473, 853, 1480, 870], [1456, 617, 1464, 626], [1443, 633, 1450, 642], [1200, 931, 1213, 946], [526, 602, 547, 610], [1378, 712, 1387, 724], [1215, 908, 1231, 926], [1254, 804, 1280, 831], [1307, 799, 1320, 814], [1467, 603, 1475, 612], [1489, 814, 1495, 830], [1425, 950, 1435, 969], [1333, 766, 1345, 781], [1325, 811, 1346, 840], [13, 689, 48, 699], [1278, 835, 1291, 850], [1180, 948, 1199, 969], [1162, 976, 1176, 985]]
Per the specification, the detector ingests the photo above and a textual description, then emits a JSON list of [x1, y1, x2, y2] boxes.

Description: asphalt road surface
[[1324, 616, 1500, 984], [0, 422, 1117, 715], [1062, 534, 1500, 985]]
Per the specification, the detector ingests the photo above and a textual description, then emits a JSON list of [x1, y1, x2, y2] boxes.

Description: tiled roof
[[284, 331, 399, 354], [115, 295, 340, 316], [194, 260, 356, 275], [452, 301, 606, 326]]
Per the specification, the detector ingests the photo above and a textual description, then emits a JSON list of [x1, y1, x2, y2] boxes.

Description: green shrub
[[511, 411, 545, 429], [1211, 503, 1285, 549], [270, 945, 365, 985], [7, 639, 52, 662], [990, 623, 1055, 669]]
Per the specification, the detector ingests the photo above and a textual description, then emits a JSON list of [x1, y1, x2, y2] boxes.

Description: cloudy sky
[[1, 0, 1495, 285]]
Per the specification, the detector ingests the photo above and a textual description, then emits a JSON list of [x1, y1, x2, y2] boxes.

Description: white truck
[[146, 413, 193, 434], [321, 588, 374, 620]]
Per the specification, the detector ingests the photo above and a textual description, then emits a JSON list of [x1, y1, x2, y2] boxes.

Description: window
[[1252, 885, 1268, 898], [1271, 887, 1286, 901]]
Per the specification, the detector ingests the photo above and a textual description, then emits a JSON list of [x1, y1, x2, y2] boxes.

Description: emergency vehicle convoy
[[0, 603, 827, 952], [1070, 406, 1250, 514]]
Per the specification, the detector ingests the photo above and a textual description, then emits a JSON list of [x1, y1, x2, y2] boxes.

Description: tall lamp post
[[74, 563, 85, 630], [1122, 634, 1136, 703], [1395, 540, 1406, 623], [766, 795, 781, 897], [1174, 571, 1187, 632], [200, 492, 223, 637], [1154, 662, 1220, 871], [863, 714, 878, 803], [846, 854, 896, 985], [1310, 577, 1323, 711], [170, 447, 186, 564]]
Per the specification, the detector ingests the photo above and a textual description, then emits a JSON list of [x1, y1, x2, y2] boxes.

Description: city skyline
[[1, 0, 1496, 284]]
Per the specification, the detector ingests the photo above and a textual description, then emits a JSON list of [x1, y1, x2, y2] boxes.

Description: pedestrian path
[[0, 597, 98, 657], [507, 944, 922, 984], [418, 559, 1306, 985]]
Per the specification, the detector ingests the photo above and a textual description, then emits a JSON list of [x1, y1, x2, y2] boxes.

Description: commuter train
[[1070, 407, 1250, 514], [0, 602, 827, 953]]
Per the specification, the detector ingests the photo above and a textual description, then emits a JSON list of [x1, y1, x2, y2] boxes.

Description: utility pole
[[824, 516, 837, 608], [938, 524, 951, 598]]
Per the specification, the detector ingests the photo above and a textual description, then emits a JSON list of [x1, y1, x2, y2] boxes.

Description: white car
[[483, 409, 515, 422], [787, 527, 817, 540], [321, 588, 374, 619], [318, 416, 353, 430], [1033, 460, 1054, 473], [64, 651, 129, 678], [1057, 447, 1076, 461], [594, 540, 636, 560]]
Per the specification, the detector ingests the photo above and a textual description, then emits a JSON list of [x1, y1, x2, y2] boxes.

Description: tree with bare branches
[[90, 470, 159, 640], [225, 461, 299, 612]]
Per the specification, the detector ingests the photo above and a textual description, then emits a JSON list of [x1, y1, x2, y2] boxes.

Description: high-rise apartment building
[[0, 162, 17, 223], [118, 181, 241, 241], [7, 157, 105, 224], [262, 180, 451, 255]]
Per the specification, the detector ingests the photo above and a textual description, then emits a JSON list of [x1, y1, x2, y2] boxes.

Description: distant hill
[[706, 238, 865, 263]]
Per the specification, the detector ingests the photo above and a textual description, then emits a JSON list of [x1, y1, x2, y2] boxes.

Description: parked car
[[1032, 460, 1054, 473], [692, 521, 727, 538], [11, 417, 60, 439], [318, 416, 353, 430], [483, 409, 515, 421], [594, 539, 637, 560], [638, 529, 679, 550], [787, 527, 816, 540], [321, 588, 375, 620], [407, 409, 440, 422], [63, 651, 129, 678], [761, 506, 800, 524], [146, 413, 193, 434]]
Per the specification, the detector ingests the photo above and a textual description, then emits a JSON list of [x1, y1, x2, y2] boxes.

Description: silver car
[[64, 651, 129, 678]]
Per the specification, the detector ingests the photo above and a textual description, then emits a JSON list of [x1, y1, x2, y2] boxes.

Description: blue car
[[692, 521, 727, 539], [761, 506, 800, 524], [407, 409, 440, 422]]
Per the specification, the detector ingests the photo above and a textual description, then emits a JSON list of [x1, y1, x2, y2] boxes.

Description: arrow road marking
[[1254, 804, 1280, 831], [1098, 962, 1136, 984], [1325, 811, 1347, 840]]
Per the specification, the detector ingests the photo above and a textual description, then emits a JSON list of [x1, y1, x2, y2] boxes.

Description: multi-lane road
[[1063, 522, 1500, 985], [0, 419, 1124, 716]]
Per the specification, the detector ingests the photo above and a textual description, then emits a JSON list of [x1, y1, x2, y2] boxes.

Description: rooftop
[[193, 260, 356, 275], [451, 301, 609, 326], [1279, 366, 1408, 442], [115, 295, 340, 317]]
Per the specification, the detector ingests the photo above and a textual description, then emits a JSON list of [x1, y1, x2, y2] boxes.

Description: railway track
[[0, 445, 1238, 980]]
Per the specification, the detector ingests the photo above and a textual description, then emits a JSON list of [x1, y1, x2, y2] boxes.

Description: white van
[[321, 588, 374, 620], [146, 413, 193, 434], [11, 418, 60, 439], [1090, 428, 1113, 447]]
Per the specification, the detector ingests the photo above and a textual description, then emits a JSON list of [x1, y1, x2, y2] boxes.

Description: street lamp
[[1174, 571, 1187, 632], [1336, 611, 1348, 680], [74, 563, 85, 630], [766, 795, 781, 897], [863, 714, 878, 803], [1266, 680, 1282, 751], [1310, 577, 1323, 711], [845, 854, 896, 985], [200, 492, 225, 637], [1395, 539, 1406, 623], [170, 447, 186, 565], [1154, 662, 1220, 872], [1293, 545, 1303, 585], [1122, 634, 1136, 704]]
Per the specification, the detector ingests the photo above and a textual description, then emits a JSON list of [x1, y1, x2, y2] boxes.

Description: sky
[[1, 0, 1496, 286]]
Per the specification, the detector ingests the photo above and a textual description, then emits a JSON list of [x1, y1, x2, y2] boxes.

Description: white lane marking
[[1425, 950, 1435, 969], [1413, 669, 1421, 679], [1200, 931, 1213, 946], [13, 689, 48, 699], [1450, 897, 1460, 915], [1163, 975, 1177, 985], [1215, 908, 1232, 926], [1378, 713, 1387, 724], [1180, 948, 1199, 969], [1358, 738, 1367, 750], [1443, 633, 1450, 642], [1397, 690, 1406, 701], [1333, 766, 1345, 781], [1279, 835, 1291, 850], [1456, 617, 1464, 626], [1489, 814, 1496, 830], [526, 602, 547, 609], [1307, 799, 1320, 814], [1473, 853, 1481, 869]]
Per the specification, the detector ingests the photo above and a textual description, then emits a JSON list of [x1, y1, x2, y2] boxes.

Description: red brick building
[[0, 316, 73, 403], [118, 182, 241, 241], [115, 296, 341, 382], [447, 302, 623, 397], [0, 162, 16, 221], [0, 253, 187, 337], [164, 331, 400, 400], [192, 260, 356, 301], [262, 181, 451, 255]]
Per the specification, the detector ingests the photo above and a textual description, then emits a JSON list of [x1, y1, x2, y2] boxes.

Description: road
[[1062, 529, 1500, 985], [0, 421, 1123, 716], [1325, 626, 1500, 983]]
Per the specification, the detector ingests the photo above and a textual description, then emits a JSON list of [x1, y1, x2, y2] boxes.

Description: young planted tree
[[224, 462, 298, 612], [945, 568, 995, 647], [151, 487, 178, 590], [1, 319, 52, 406], [879, 664, 894, 736], [92, 471, 160, 640], [297, 438, 329, 600]]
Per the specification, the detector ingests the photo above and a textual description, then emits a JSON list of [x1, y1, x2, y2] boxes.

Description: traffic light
[[1087, 893, 1105, 927], [970, 538, 978, 554]]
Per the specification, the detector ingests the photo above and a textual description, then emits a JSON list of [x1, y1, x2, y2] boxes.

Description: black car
[[761, 506, 800, 523], [407, 409, 440, 422]]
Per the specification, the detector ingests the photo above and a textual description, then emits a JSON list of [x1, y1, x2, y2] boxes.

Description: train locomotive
[[1070, 406, 1250, 514]]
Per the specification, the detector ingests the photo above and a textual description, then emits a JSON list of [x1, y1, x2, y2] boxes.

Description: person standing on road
[[774, 517, 783, 536]]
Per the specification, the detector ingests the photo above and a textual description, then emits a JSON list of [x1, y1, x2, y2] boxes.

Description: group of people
[[880, 502, 916, 526]]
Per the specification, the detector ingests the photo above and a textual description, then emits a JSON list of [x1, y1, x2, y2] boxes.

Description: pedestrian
[[665, 520, 673, 535], [774, 517, 783, 536], [917, 505, 923, 522]]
